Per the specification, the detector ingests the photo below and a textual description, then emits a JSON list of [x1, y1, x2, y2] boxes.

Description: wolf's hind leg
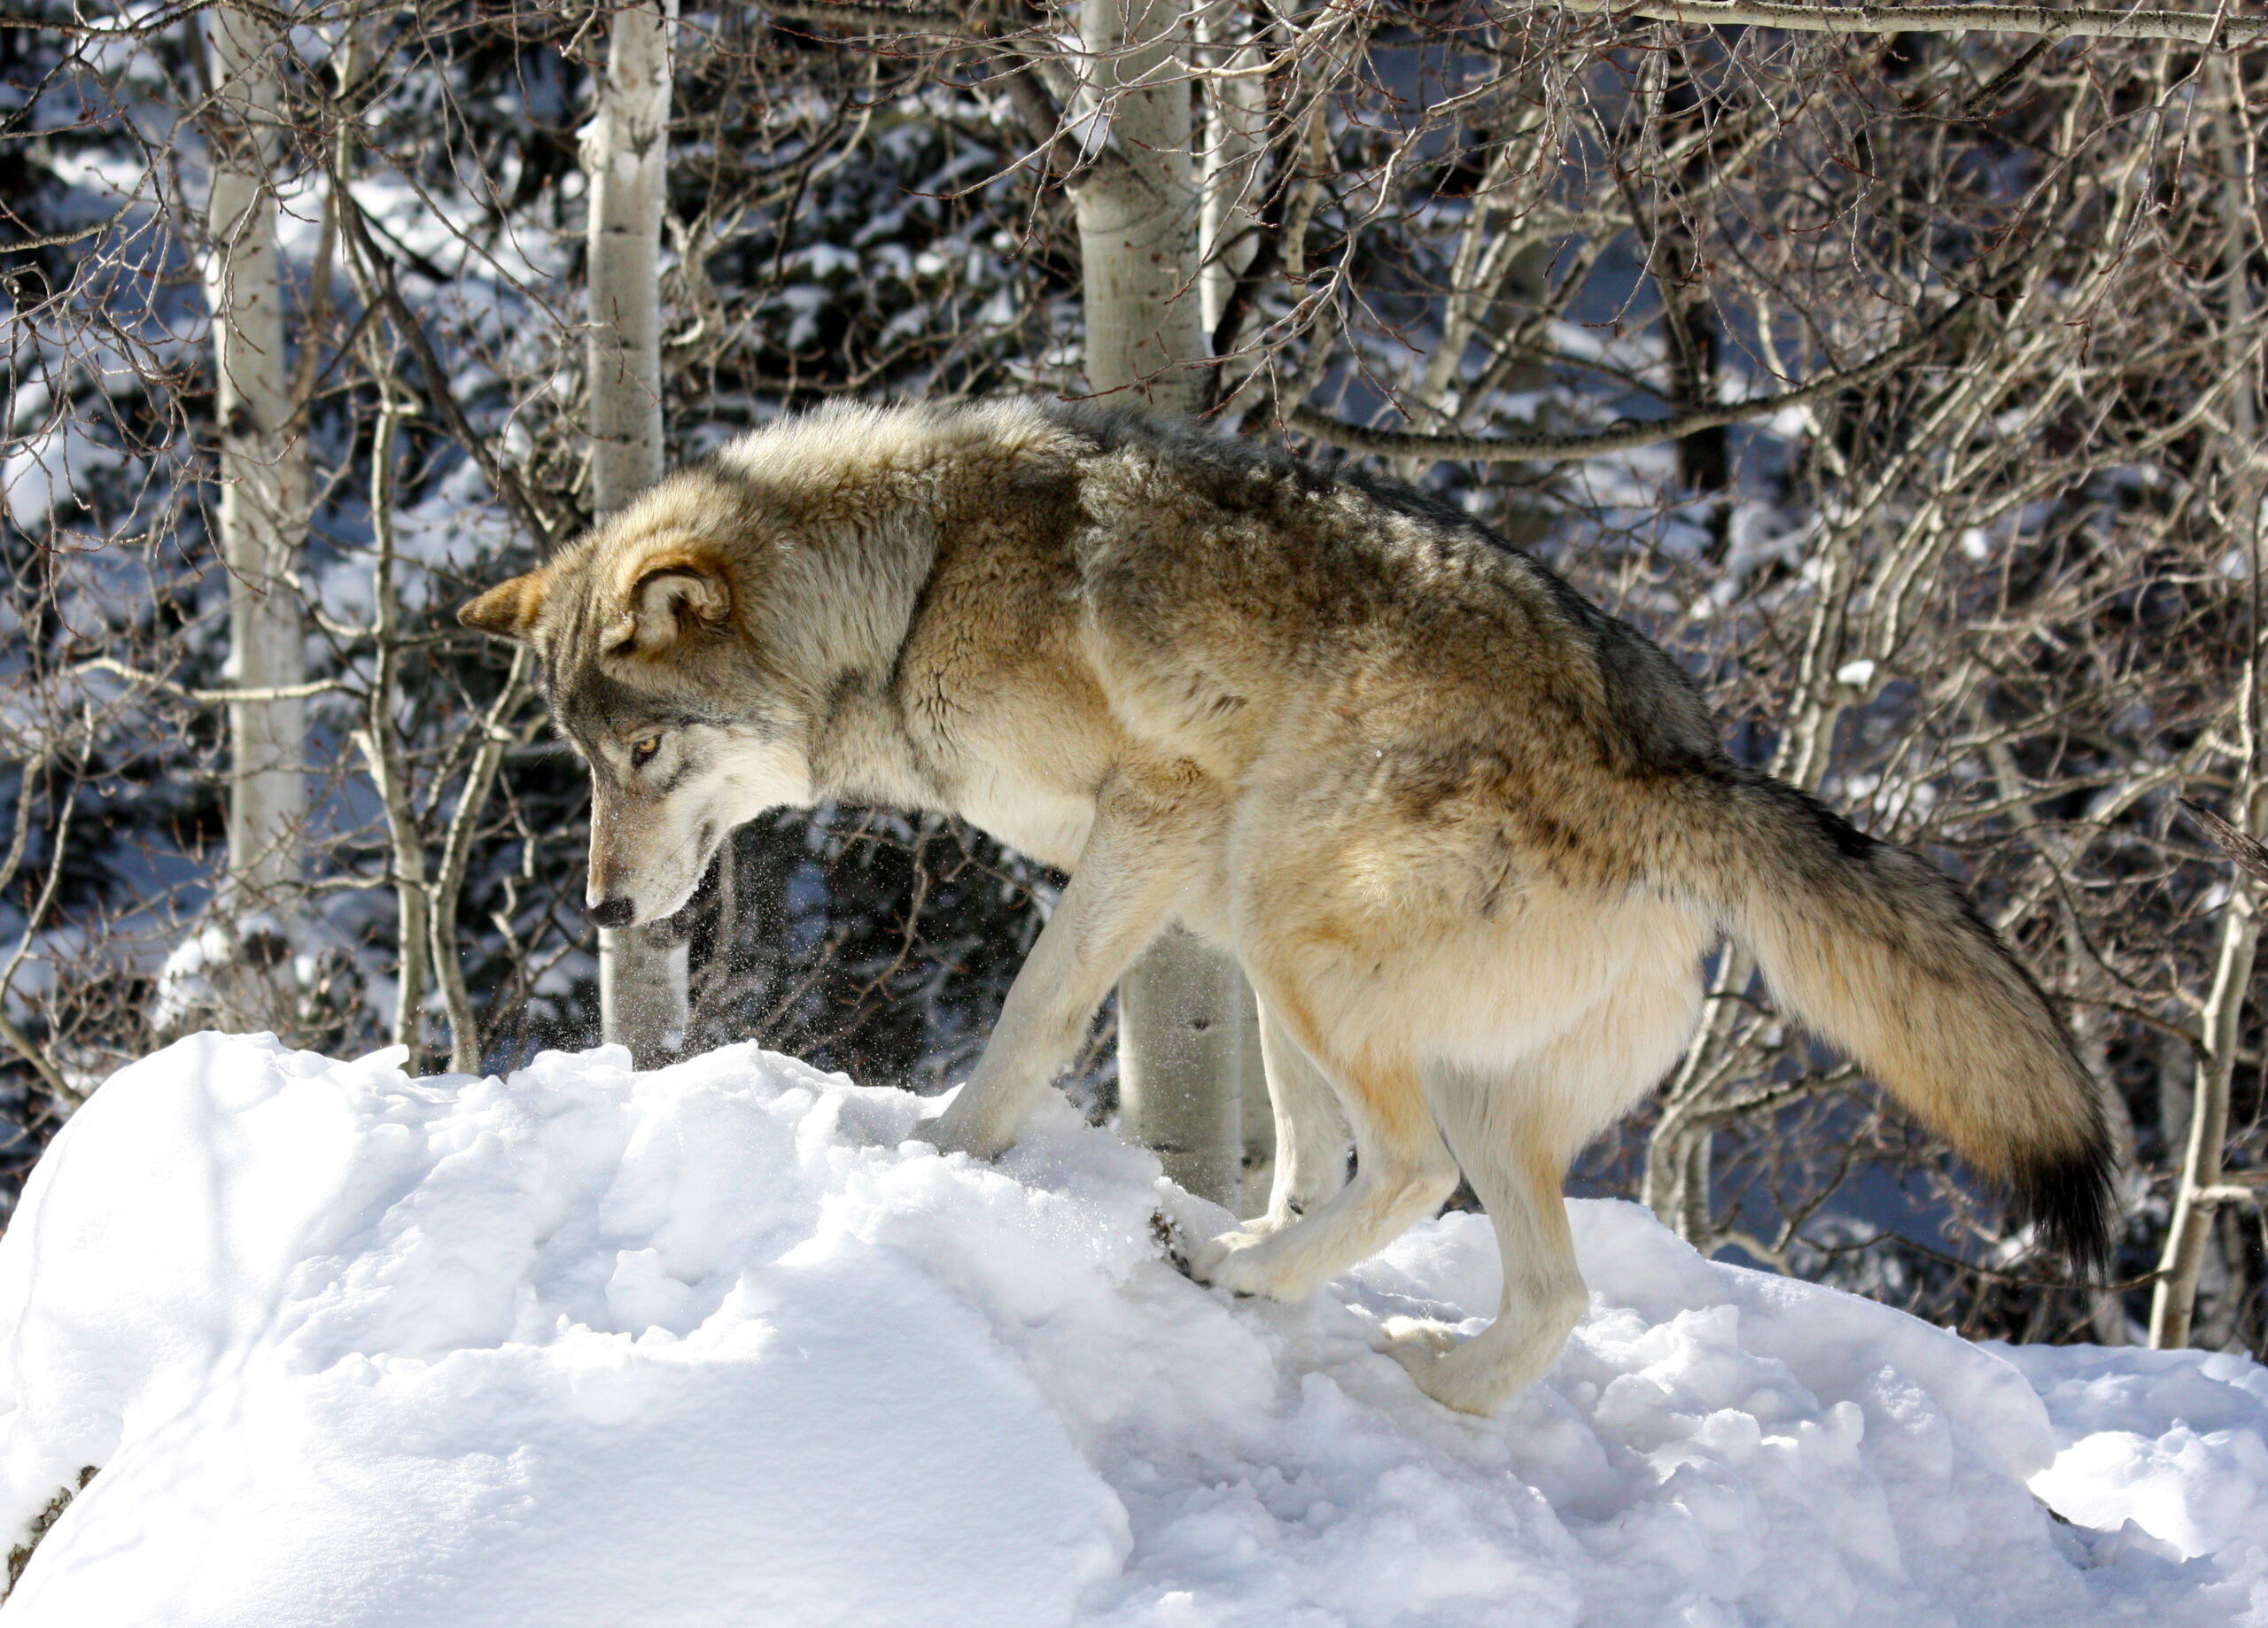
[[1240, 999, 1352, 1235], [1386, 911, 1708, 1413], [1192, 1042, 1457, 1301], [1389, 1058, 1588, 1416]]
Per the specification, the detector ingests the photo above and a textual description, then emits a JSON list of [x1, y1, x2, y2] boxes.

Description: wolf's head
[[459, 477, 815, 929]]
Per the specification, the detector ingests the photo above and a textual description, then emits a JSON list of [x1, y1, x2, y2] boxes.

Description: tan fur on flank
[[463, 399, 2115, 1415]]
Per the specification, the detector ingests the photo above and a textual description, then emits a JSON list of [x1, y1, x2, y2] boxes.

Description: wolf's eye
[[630, 734, 664, 768]]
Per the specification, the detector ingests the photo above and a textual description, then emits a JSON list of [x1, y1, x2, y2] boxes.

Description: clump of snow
[[148, 913, 295, 1035], [0, 1035, 2261, 1626], [1994, 1339, 2268, 1568]]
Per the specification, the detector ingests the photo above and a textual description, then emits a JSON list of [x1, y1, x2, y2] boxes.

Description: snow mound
[[0, 1035, 2260, 1626]]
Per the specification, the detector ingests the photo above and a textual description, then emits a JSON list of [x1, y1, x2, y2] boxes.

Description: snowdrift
[[0, 1035, 2260, 1625]]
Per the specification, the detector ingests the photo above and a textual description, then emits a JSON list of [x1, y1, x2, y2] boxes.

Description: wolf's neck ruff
[[460, 397, 2114, 1415]]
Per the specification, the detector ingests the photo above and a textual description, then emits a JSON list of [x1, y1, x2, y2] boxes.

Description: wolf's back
[[1672, 772, 2117, 1269]]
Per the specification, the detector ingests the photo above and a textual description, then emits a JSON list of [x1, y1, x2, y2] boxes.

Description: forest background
[[5, 0, 2267, 1359]]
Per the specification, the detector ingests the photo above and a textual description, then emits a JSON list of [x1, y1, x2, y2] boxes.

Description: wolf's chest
[[955, 772, 1097, 871]]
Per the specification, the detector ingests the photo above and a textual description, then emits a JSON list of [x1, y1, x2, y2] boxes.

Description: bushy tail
[[1682, 772, 2117, 1272]]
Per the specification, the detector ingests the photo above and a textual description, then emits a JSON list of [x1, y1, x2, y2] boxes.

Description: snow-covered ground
[[0, 1035, 2260, 1626]]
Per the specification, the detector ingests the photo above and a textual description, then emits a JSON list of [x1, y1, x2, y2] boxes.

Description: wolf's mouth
[[591, 813, 729, 928]]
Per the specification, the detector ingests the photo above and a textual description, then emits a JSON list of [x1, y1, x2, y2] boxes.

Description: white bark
[[1073, 0, 1247, 1206], [1074, 0, 1206, 411], [1197, 0, 1265, 345], [359, 399, 432, 1065], [1118, 929, 1246, 1203], [584, 0, 688, 1065], [203, 5, 308, 1029]]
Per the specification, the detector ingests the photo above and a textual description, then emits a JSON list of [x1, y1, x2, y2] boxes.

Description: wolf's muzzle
[[589, 897, 637, 929]]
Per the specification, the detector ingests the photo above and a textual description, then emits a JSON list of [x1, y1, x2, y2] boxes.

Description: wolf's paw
[[917, 1105, 1010, 1162], [1189, 1229, 1292, 1299], [1150, 1209, 1194, 1277], [1387, 1325, 1550, 1417], [1376, 1315, 1461, 1358], [1390, 1346, 1501, 1416]]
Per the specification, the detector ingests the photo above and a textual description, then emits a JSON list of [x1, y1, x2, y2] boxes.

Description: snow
[[3, 416, 123, 528], [0, 1035, 2261, 1626], [1995, 1341, 2268, 1567]]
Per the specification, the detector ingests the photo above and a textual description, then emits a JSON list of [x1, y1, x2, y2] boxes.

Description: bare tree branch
[[1283, 322, 1936, 463], [1555, 0, 2268, 47], [2185, 797, 2268, 888], [68, 659, 350, 707], [759, 0, 964, 31]]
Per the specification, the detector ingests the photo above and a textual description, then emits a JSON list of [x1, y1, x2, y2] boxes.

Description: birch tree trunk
[[204, 5, 309, 1034], [1075, 0, 1204, 408], [1196, 0, 1264, 345], [1074, 0, 1247, 1206], [1198, 7, 1273, 1188], [360, 398, 431, 1066], [584, 0, 687, 1066]]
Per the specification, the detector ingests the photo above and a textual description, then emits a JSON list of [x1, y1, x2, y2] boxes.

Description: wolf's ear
[[611, 555, 732, 656], [459, 571, 548, 643]]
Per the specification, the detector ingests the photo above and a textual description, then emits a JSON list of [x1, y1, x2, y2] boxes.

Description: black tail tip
[[2013, 1138, 2120, 1278]]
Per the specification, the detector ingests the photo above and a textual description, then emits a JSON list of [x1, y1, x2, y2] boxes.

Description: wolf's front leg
[[925, 760, 1230, 1160]]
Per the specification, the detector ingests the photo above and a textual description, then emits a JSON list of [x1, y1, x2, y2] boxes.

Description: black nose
[[589, 897, 636, 929]]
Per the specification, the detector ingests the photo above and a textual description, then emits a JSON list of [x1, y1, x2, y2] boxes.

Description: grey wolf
[[461, 398, 2115, 1415]]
